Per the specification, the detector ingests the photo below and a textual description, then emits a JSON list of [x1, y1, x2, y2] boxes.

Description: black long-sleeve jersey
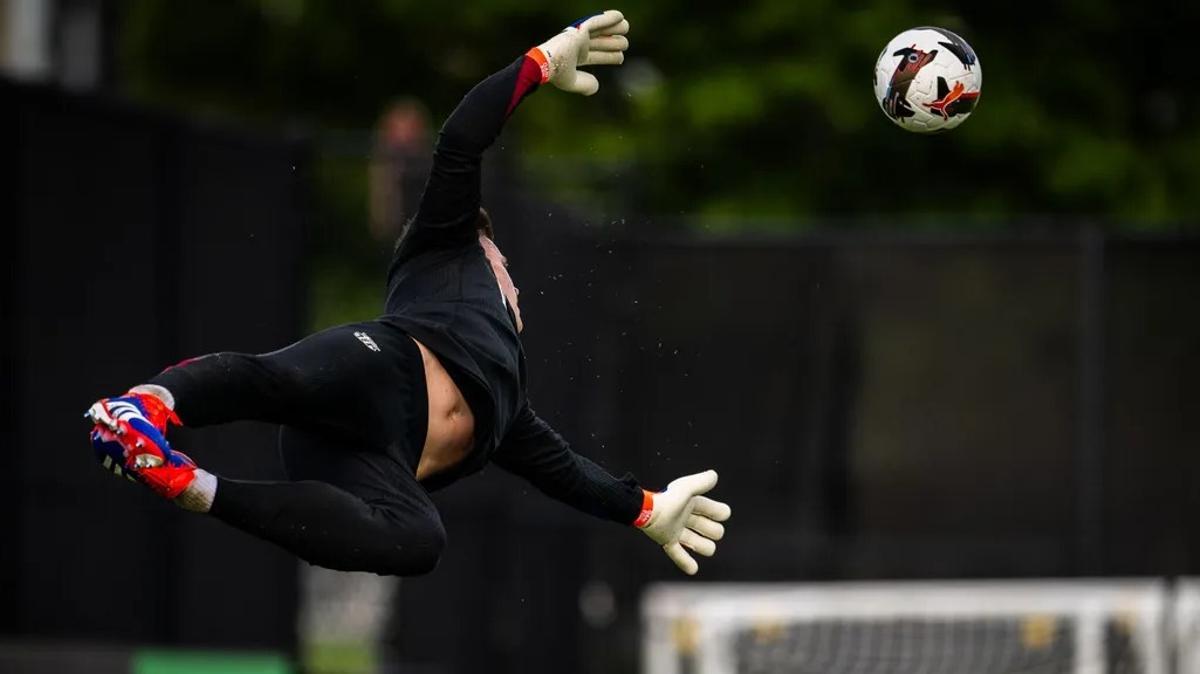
[[380, 53, 644, 525]]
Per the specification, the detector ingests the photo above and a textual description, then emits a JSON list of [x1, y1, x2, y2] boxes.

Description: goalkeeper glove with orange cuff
[[526, 10, 630, 96], [635, 470, 732, 575]]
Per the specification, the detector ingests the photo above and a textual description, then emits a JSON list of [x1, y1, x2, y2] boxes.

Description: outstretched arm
[[407, 57, 538, 236], [407, 11, 630, 244], [493, 406, 731, 575], [492, 406, 646, 523]]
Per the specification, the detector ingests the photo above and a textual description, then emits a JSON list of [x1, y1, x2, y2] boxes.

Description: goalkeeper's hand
[[528, 10, 630, 96], [636, 470, 731, 575]]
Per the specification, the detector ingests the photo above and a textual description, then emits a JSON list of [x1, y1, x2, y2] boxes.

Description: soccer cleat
[[89, 391, 180, 434], [86, 393, 195, 499]]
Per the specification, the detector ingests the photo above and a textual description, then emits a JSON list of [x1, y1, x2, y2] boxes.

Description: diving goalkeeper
[[85, 10, 730, 577]]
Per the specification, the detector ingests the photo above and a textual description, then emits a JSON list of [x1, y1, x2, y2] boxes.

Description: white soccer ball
[[873, 27, 982, 133]]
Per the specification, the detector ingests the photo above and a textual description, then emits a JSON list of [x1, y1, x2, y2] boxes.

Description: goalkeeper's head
[[476, 208, 523, 333]]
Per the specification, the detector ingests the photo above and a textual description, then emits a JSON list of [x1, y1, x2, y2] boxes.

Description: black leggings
[[150, 321, 445, 576]]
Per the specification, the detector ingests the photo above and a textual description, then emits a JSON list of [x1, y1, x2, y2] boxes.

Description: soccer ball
[[873, 27, 982, 133]]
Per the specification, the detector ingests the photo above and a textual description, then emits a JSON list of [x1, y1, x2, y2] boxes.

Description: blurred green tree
[[118, 0, 1199, 230]]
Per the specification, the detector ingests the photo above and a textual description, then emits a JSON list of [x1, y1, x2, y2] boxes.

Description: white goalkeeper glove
[[527, 10, 630, 96], [635, 470, 732, 575]]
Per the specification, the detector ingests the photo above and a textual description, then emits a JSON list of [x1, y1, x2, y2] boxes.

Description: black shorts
[[152, 320, 429, 470]]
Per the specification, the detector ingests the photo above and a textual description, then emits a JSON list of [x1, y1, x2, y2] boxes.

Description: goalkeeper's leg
[[145, 320, 423, 446], [209, 426, 445, 576], [87, 319, 424, 487]]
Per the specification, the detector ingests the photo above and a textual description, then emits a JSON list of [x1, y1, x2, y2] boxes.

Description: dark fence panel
[[3, 78, 306, 653], [1103, 239, 1200, 575], [0, 77, 18, 638]]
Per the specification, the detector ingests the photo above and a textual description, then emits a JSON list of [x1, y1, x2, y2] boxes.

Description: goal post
[[642, 580, 1170, 674], [1176, 579, 1200, 674]]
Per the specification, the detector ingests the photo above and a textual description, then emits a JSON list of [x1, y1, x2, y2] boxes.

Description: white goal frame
[[642, 580, 1170, 674], [1176, 579, 1200, 674]]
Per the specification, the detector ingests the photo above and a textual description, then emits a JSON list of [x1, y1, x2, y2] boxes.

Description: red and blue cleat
[[85, 392, 196, 499]]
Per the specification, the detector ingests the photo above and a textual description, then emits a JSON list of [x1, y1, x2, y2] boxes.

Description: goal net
[[642, 581, 1169, 674]]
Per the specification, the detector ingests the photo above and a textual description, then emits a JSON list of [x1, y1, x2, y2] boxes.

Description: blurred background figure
[[300, 568, 396, 674], [367, 99, 430, 242], [4, 1, 1199, 673]]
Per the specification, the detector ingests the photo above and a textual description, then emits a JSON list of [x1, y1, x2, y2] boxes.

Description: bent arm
[[492, 405, 647, 525], [408, 53, 544, 242]]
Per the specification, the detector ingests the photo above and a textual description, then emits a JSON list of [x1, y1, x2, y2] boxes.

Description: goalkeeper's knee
[[360, 515, 446, 577]]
